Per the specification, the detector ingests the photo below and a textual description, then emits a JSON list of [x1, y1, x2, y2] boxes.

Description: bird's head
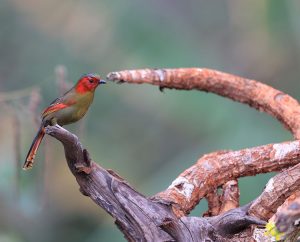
[[75, 73, 106, 93]]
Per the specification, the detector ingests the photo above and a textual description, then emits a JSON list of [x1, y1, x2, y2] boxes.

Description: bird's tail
[[23, 125, 45, 170]]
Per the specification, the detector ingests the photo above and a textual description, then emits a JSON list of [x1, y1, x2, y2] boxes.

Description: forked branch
[[45, 125, 265, 241]]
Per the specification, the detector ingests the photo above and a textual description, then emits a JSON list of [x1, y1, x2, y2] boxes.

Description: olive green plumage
[[23, 73, 105, 170]]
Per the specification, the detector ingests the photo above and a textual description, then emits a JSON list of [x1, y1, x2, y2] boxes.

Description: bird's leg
[[50, 118, 58, 126]]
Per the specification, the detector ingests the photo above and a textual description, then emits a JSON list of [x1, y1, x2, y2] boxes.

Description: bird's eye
[[89, 79, 94, 83]]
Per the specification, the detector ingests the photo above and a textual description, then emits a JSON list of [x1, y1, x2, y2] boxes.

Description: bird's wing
[[42, 102, 68, 118], [42, 95, 75, 119]]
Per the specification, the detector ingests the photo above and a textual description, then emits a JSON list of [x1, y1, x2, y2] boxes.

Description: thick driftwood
[[45, 125, 265, 241]]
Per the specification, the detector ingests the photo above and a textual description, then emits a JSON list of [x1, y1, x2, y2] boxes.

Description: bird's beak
[[99, 79, 106, 84]]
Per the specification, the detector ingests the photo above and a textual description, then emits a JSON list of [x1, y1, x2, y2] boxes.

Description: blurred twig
[[55, 65, 70, 95], [0, 86, 42, 202], [28, 88, 42, 125], [12, 111, 21, 201], [0, 87, 38, 103]]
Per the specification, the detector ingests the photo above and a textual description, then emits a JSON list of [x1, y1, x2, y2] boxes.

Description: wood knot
[[274, 92, 286, 102], [74, 163, 93, 174]]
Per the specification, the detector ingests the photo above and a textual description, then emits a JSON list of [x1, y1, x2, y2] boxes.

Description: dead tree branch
[[107, 68, 300, 138]]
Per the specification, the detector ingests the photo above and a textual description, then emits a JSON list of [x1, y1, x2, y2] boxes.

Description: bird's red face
[[75, 74, 106, 94]]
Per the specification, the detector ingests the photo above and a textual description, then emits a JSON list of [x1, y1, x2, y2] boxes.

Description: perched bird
[[23, 73, 106, 170]]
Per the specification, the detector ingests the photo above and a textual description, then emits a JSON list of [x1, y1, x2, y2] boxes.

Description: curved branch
[[155, 140, 300, 216], [107, 68, 300, 139]]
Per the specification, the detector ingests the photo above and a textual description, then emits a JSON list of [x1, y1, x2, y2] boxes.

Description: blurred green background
[[0, 0, 299, 241]]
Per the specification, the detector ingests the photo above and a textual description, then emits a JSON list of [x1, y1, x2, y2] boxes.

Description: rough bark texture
[[249, 163, 300, 220], [42, 68, 300, 241], [155, 140, 300, 216]]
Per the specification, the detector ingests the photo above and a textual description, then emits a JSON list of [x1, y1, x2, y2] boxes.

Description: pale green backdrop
[[0, 1, 298, 241]]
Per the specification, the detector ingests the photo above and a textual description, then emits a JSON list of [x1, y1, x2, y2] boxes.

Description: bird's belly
[[45, 105, 88, 126]]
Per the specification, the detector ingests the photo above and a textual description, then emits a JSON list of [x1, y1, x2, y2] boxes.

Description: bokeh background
[[0, 0, 299, 241]]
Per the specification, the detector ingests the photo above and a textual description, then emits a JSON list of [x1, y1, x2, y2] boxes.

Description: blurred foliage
[[0, 0, 299, 241]]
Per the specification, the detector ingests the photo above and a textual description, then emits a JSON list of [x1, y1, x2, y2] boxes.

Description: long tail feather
[[23, 125, 45, 170]]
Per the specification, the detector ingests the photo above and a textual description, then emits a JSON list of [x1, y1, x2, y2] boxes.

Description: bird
[[23, 73, 106, 170]]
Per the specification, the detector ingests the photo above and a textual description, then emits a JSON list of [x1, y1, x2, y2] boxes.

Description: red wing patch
[[42, 103, 69, 118]]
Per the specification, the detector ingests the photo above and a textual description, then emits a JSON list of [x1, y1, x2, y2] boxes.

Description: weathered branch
[[38, 68, 300, 241]]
